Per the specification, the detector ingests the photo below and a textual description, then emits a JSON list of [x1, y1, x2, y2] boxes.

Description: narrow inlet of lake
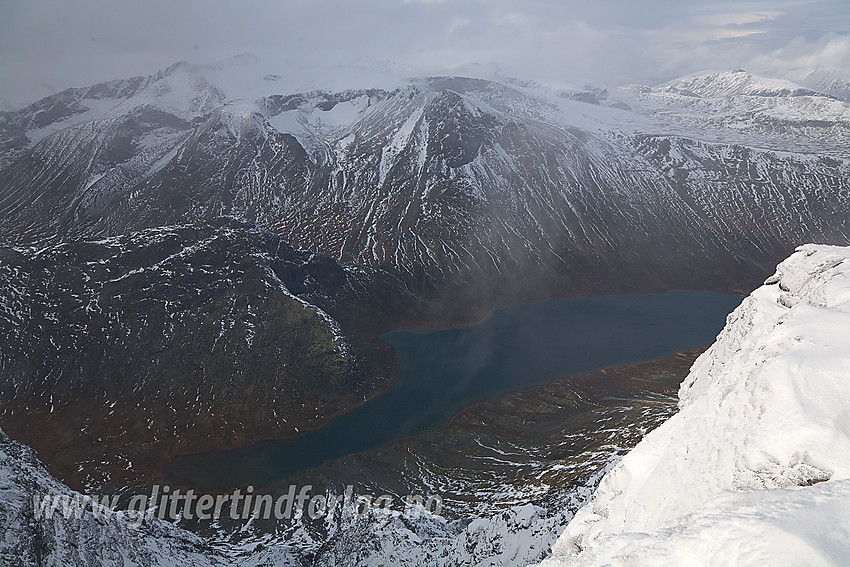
[[167, 290, 742, 488]]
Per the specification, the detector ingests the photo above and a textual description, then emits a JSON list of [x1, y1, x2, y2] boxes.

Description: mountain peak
[[212, 100, 269, 141], [660, 70, 820, 98]]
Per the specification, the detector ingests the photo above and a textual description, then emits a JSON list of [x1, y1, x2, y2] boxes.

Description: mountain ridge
[[2, 64, 848, 314]]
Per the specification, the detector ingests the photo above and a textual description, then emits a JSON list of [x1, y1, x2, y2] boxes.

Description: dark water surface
[[169, 291, 741, 488]]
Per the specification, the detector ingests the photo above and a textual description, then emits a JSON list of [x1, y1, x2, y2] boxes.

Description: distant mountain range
[[2, 63, 848, 305]]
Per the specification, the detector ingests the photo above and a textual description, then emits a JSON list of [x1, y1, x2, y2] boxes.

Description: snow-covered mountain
[[2, 57, 850, 565], [658, 69, 821, 98], [536, 244, 850, 566], [621, 70, 850, 152], [803, 69, 850, 103], [2, 61, 849, 311]]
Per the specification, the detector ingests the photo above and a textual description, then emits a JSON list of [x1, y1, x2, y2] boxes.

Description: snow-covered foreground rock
[[536, 244, 850, 566]]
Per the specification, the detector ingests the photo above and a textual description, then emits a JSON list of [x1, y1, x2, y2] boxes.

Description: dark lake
[[168, 291, 742, 488]]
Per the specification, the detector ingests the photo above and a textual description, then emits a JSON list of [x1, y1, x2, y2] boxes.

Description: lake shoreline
[[175, 347, 706, 529], [164, 290, 738, 491], [16, 290, 738, 495]]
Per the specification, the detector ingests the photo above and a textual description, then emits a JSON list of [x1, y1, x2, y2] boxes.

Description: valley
[[1, 55, 849, 566]]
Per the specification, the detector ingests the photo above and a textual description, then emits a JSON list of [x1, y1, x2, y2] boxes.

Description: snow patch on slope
[[379, 107, 424, 185], [535, 244, 850, 566]]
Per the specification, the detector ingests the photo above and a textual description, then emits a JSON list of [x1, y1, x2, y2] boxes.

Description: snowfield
[[536, 244, 850, 566]]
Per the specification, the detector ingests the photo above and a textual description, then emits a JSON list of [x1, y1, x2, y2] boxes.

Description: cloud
[[693, 10, 782, 27], [750, 33, 850, 80], [0, 0, 848, 108]]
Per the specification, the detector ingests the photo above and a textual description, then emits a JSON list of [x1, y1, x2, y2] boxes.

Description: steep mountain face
[[0, 219, 412, 490], [803, 69, 850, 103], [2, 64, 848, 313]]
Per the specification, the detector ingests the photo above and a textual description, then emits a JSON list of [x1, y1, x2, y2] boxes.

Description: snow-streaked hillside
[[2, 60, 849, 307], [535, 244, 850, 566], [0, 220, 419, 490]]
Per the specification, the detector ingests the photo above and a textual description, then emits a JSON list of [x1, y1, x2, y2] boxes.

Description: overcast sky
[[1, 0, 849, 109]]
